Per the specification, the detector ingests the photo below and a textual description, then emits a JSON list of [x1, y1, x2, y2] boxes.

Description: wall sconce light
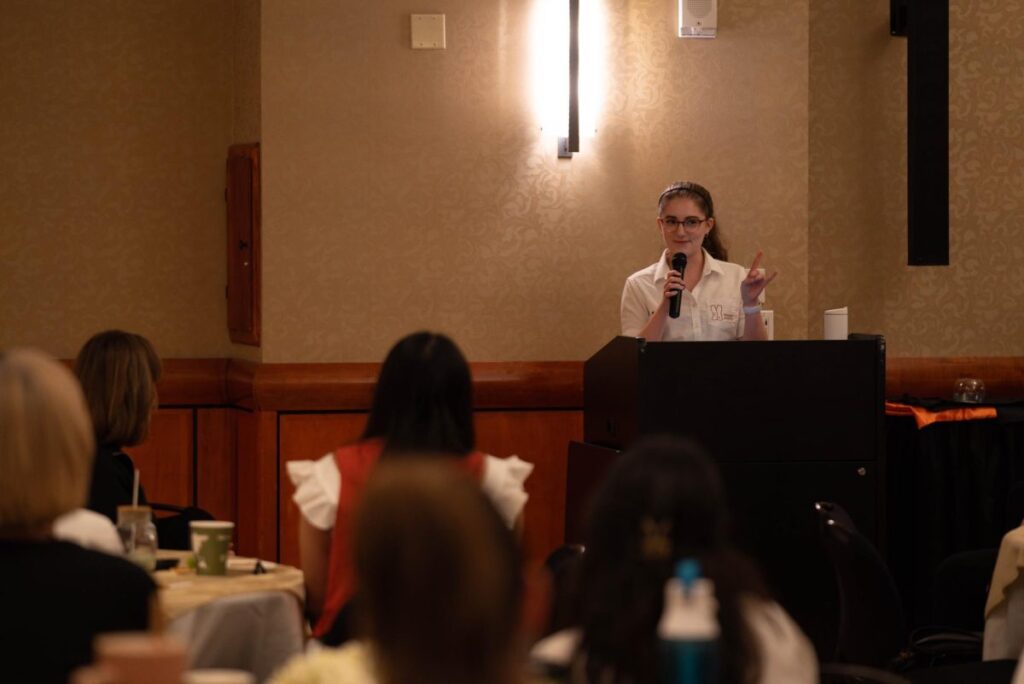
[[532, 0, 605, 158]]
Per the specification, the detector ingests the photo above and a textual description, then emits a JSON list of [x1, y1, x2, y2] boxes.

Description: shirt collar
[[654, 248, 722, 282]]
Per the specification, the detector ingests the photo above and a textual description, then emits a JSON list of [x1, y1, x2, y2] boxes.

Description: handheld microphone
[[669, 252, 687, 319]]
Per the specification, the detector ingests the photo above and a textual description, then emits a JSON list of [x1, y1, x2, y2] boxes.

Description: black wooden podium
[[567, 336, 886, 657]]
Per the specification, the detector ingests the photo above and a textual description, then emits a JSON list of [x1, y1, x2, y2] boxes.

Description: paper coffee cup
[[824, 307, 848, 341], [190, 521, 234, 576]]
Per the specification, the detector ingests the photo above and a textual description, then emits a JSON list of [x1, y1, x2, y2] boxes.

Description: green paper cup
[[190, 521, 234, 576]]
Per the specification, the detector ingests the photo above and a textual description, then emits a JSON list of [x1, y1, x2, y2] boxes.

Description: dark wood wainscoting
[[886, 357, 1024, 401], [125, 355, 1023, 564], [125, 408, 194, 507], [137, 359, 583, 564]]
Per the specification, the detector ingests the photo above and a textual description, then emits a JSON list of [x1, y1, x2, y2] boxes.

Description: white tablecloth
[[155, 552, 306, 682]]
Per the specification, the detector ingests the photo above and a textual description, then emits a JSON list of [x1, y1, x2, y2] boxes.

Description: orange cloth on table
[[313, 439, 486, 638], [885, 401, 997, 429]]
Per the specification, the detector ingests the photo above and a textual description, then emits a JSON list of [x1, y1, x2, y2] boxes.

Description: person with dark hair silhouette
[[75, 329, 161, 522], [75, 329, 212, 549], [532, 435, 816, 684], [288, 331, 532, 644], [272, 460, 528, 684]]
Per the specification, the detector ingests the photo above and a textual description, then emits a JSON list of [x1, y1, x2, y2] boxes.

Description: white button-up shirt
[[620, 249, 748, 341]]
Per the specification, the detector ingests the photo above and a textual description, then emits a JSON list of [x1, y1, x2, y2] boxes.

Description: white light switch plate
[[411, 14, 445, 49]]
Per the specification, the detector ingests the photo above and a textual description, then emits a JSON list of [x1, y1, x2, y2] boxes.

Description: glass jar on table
[[117, 505, 158, 571]]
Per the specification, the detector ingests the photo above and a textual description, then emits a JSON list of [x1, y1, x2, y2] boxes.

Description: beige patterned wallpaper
[[261, 0, 809, 361], [4, 1, 1021, 362], [810, 0, 1024, 356], [0, 1, 237, 359]]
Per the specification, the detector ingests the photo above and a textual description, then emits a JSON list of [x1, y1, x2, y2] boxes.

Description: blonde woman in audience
[[0, 349, 156, 684], [531, 435, 817, 684], [271, 459, 529, 684], [288, 331, 533, 644]]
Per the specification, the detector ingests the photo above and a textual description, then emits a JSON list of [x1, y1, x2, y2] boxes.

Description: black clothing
[[86, 444, 212, 550], [87, 443, 147, 522], [0, 539, 155, 683]]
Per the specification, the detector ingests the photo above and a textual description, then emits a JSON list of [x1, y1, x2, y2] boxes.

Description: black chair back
[[1005, 480, 1024, 531], [816, 501, 907, 667], [543, 543, 585, 636]]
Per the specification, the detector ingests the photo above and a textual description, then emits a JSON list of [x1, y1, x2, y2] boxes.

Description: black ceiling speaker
[[902, 0, 950, 265]]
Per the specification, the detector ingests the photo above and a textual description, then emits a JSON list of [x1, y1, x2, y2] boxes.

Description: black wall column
[[906, 0, 949, 266]]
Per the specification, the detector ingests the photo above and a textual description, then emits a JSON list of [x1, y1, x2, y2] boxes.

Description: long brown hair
[[354, 459, 523, 684], [577, 435, 767, 684], [74, 330, 161, 447], [658, 181, 729, 261]]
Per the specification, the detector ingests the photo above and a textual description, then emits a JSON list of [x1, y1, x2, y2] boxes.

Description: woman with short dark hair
[[74, 329, 161, 522]]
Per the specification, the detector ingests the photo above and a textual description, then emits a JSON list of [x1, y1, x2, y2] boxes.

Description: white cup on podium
[[824, 307, 848, 340]]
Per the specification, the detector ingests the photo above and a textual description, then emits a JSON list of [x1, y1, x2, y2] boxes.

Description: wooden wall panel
[[476, 410, 584, 567], [886, 357, 1024, 401], [226, 143, 261, 346], [278, 413, 368, 567], [123, 356, 1024, 569], [229, 360, 584, 412], [276, 410, 583, 569], [125, 408, 193, 507], [235, 410, 279, 560], [196, 408, 238, 523], [156, 359, 228, 405]]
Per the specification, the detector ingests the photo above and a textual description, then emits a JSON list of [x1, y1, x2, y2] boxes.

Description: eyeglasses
[[660, 216, 708, 230]]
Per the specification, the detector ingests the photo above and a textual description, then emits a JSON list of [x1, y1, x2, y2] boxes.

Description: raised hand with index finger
[[740, 251, 778, 306]]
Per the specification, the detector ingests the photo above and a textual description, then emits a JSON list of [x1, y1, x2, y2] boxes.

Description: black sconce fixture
[[558, 0, 580, 158]]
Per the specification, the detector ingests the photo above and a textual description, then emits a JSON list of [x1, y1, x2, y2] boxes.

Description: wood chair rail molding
[[145, 356, 1023, 409], [157, 359, 229, 405], [886, 357, 1024, 401], [222, 359, 584, 412], [113, 354, 1023, 563]]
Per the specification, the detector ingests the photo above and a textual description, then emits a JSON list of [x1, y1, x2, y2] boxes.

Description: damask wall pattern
[[4, 1, 1021, 362], [261, 0, 810, 362], [0, 1, 237, 359], [809, 0, 1024, 356]]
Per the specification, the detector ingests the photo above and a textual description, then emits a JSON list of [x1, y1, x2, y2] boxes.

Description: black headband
[[659, 181, 714, 216]]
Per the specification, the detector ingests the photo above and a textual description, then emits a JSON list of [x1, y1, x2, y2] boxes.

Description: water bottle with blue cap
[[658, 558, 719, 683]]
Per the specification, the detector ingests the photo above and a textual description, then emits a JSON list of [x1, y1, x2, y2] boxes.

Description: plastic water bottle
[[657, 559, 719, 683]]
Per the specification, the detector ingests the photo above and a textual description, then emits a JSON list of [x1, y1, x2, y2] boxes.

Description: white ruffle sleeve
[[286, 452, 341, 531], [482, 454, 534, 527], [286, 452, 533, 532]]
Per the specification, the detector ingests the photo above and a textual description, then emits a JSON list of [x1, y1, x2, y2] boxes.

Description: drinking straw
[[132, 469, 140, 507]]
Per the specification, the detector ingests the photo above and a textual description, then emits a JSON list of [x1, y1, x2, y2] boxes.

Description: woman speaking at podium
[[620, 181, 777, 342]]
